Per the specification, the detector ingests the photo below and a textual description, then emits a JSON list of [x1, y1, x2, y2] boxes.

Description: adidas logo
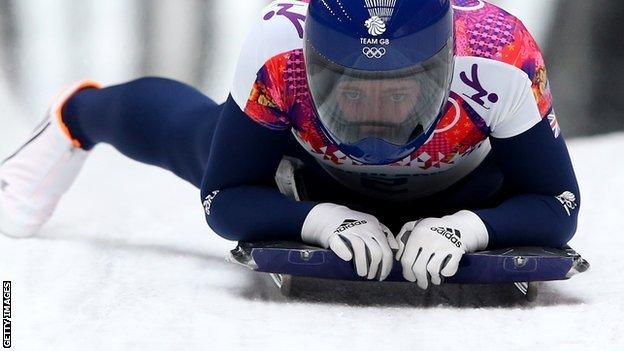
[[334, 219, 368, 233], [430, 227, 462, 248]]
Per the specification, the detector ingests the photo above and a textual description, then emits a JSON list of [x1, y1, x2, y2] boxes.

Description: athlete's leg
[[0, 77, 221, 237], [62, 77, 221, 187]]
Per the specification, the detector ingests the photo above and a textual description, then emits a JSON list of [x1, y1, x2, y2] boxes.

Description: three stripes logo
[[334, 219, 368, 234], [430, 227, 463, 248]]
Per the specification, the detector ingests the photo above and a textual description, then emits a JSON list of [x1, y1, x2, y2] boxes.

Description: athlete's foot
[[0, 80, 101, 238]]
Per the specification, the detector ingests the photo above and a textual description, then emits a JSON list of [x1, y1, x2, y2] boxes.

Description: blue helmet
[[304, 0, 454, 165]]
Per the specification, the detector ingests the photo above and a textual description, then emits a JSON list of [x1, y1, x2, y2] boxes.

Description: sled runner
[[227, 241, 590, 302]]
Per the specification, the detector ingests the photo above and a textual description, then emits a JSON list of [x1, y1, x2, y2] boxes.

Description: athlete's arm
[[471, 18, 580, 248], [204, 2, 396, 280], [475, 117, 580, 248], [200, 96, 316, 242], [201, 97, 396, 280]]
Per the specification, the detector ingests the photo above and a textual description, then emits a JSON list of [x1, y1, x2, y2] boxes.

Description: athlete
[[0, 0, 580, 289]]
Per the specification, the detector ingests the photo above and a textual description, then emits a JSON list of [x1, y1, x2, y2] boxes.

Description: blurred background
[[0, 0, 622, 152]]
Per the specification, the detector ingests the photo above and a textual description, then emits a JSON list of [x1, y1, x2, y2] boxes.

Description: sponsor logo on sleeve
[[556, 191, 577, 216], [203, 190, 220, 216]]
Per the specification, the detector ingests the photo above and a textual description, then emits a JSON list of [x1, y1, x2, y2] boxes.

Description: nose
[[360, 95, 385, 121]]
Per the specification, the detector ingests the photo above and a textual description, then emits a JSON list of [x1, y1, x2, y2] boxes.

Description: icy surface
[[0, 133, 622, 350]]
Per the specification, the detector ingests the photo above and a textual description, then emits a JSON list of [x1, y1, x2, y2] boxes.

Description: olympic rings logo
[[362, 47, 386, 59]]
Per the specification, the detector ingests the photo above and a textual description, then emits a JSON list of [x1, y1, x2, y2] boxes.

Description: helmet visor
[[306, 41, 453, 146]]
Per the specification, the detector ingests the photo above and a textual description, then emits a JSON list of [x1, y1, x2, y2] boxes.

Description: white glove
[[395, 210, 489, 289], [302, 203, 398, 280]]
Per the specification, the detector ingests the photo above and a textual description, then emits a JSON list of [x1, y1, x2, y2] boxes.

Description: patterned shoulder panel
[[452, 0, 553, 117], [231, 0, 309, 130], [244, 52, 297, 130]]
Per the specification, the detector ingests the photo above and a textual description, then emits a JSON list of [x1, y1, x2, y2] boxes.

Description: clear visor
[[306, 42, 454, 145]]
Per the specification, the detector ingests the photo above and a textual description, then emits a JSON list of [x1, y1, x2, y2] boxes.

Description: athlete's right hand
[[301, 203, 398, 281]]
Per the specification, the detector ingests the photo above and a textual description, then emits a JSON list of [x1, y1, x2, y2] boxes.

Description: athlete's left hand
[[395, 210, 489, 290]]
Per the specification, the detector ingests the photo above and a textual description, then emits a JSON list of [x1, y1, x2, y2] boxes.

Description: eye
[[343, 91, 361, 101], [390, 94, 406, 103]]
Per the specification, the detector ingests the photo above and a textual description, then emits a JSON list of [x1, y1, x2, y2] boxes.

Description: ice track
[[0, 133, 623, 350]]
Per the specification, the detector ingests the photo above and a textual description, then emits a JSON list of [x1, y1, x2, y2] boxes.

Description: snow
[[0, 132, 623, 350]]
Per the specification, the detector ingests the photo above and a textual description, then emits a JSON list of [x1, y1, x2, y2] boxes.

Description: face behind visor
[[304, 0, 455, 164], [306, 41, 453, 148]]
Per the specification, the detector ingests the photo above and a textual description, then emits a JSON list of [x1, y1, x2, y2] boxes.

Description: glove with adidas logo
[[301, 203, 398, 281], [395, 210, 489, 289]]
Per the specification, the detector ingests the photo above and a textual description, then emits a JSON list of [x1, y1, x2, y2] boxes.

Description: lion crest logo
[[365, 16, 386, 36], [556, 191, 577, 216]]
